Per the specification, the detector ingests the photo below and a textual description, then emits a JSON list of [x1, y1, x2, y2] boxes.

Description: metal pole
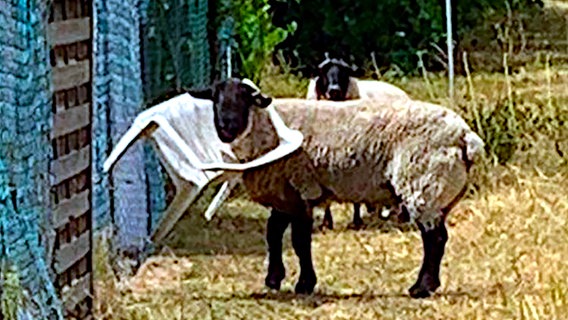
[[227, 45, 232, 79], [446, 0, 454, 101]]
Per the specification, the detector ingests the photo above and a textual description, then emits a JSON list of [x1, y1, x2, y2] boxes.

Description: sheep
[[188, 77, 485, 298], [306, 54, 409, 102], [306, 55, 412, 230]]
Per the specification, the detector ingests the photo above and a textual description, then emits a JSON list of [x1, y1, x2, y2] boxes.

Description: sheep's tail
[[461, 131, 485, 171]]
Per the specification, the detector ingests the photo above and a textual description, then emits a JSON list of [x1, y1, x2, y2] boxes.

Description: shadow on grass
[[157, 183, 420, 256], [249, 290, 411, 305], [172, 288, 485, 307], [158, 197, 271, 256], [160, 206, 419, 257], [248, 289, 484, 305]]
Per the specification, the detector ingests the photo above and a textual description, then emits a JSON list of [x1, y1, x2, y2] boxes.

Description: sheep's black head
[[188, 78, 272, 143], [315, 54, 359, 101]]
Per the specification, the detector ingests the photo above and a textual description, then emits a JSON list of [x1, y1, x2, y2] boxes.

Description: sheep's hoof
[[265, 266, 285, 291], [294, 274, 317, 295], [408, 285, 432, 298], [265, 276, 283, 291], [408, 276, 440, 299], [346, 220, 364, 230]]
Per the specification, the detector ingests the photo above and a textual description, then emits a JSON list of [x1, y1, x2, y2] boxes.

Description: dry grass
[[94, 6, 568, 315], [94, 166, 568, 319], [93, 61, 568, 318]]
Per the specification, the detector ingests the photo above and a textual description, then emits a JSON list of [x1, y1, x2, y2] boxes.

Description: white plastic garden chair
[[103, 92, 303, 242]]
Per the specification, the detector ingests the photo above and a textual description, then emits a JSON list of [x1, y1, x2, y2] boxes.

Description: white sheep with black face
[[306, 54, 412, 230], [190, 77, 484, 299], [306, 53, 410, 102]]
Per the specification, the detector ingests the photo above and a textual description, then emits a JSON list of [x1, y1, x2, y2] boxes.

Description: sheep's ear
[[253, 93, 272, 108], [187, 87, 214, 101]]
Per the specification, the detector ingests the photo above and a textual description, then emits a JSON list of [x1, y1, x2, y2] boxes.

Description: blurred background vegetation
[[139, 0, 568, 93], [210, 0, 548, 79], [140, 0, 565, 168], [265, 0, 546, 75]]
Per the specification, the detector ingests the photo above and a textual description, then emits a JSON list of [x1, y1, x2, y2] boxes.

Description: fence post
[[446, 0, 454, 102]]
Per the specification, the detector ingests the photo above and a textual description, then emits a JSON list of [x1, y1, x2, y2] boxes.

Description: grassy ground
[[94, 2, 568, 318], [94, 62, 568, 319], [97, 172, 568, 320]]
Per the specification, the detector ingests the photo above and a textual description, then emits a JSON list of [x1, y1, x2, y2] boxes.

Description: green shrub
[[214, 0, 296, 82]]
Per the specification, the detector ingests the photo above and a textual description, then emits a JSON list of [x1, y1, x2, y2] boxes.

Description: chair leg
[[204, 179, 237, 221], [150, 185, 199, 242]]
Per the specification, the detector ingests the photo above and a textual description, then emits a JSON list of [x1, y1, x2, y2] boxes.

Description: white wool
[[306, 78, 318, 100], [380, 207, 392, 219], [353, 79, 409, 101], [247, 96, 483, 231], [465, 131, 485, 162]]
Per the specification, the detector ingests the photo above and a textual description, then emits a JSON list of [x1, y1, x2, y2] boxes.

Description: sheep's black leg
[[320, 205, 334, 230], [265, 209, 291, 291], [365, 203, 376, 215], [409, 219, 448, 298], [351, 203, 364, 229], [346, 203, 363, 229], [291, 214, 317, 294]]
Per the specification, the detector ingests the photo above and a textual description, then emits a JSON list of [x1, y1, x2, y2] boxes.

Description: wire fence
[[1, 0, 228, 317], [0, 0, 64, 318]]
